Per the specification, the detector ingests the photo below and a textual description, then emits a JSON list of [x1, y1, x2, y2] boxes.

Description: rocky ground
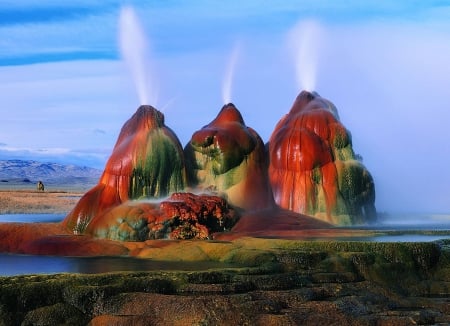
[[0, 238, 449, 325], [1, 190, 449, 325]]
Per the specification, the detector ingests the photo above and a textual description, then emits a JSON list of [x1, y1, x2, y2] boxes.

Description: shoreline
[[0, 189, 449, 324], [0, 238, 449, 324]]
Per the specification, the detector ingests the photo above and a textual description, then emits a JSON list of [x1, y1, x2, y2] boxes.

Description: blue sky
[[1, 0, 450, 214]]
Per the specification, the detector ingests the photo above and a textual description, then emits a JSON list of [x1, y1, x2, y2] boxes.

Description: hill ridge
[[0, 159, 102, 182]]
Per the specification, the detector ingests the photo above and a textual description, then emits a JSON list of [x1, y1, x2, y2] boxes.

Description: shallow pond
[[0, 254, 236, 276], [0, 213, 65, 223], [1, 213, 449, 276]]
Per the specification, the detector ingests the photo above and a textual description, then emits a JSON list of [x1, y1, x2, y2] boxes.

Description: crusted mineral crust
[[268, 91, 376, 225], [184, 103, 274, 211], [61, 93, 377, 240], [86, 192, 237, 241], [63, 106, 187, 233]]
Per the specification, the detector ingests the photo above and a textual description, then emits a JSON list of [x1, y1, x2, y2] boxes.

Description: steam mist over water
[[119, 6, 157, 106], [288, 20, 322, 92], [222, 42, 240, 104]]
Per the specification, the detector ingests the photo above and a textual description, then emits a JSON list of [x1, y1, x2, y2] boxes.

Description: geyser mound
[[184, 103, 274, 211], [268, 91, 377, 225], [63, 105, 187, 233], [62, 92, 377, 241]]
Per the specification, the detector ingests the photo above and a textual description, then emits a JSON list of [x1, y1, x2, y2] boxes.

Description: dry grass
[[0, 190, 83, 214]]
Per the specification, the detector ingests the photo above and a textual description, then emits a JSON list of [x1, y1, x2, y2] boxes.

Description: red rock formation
[[268, 91, 376, 225], [184, 103, 274, 211], [85, 192, 238, 240], [63, 106, 187, 233]]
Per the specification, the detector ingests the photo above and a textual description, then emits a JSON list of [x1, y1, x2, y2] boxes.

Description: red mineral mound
[[85, 192, 238, 241], [63, 106, 187, 233], [268, 91, 376, 225], [184, 103, 274, 211]]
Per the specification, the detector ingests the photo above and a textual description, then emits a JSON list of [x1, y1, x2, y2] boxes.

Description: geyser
[[119, 6, 158, 105], [222, 42, 240, 104], [288, 20, 322, 92]]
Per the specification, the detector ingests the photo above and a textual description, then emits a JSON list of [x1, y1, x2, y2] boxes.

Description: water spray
[[119, 6, 158, 105], [288, 20, 322, 92], [222, 42, 241, 104]]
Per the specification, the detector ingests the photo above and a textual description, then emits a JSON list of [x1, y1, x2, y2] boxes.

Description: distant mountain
[[0, 159, 102, 183]]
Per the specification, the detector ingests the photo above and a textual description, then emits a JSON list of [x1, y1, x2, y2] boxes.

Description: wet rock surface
[[63, 106, 187, 234], [1, 239, 449, 325], [87, 192, 238, 241], [268, 91, 376, 225], [184, 103, 274, 211]]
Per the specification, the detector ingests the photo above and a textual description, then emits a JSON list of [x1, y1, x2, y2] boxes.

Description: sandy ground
[[0, 190, 83, 214]]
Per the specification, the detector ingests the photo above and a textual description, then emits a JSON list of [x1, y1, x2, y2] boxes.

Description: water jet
[[288, 20, 322, 92], [222, 42, 241, 104], [119, 6, 158, 106]]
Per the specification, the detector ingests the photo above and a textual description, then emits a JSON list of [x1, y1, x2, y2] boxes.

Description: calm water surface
[[1, 213, 449, 276], [0, 213, 65, 223], [0, 254, 236, 276]]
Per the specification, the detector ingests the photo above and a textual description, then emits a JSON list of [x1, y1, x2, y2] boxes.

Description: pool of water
[[0, 213, 65, 223], [332, 234, 450, 242], [1, 213, 449, 276], [0, 254, 237, 277]]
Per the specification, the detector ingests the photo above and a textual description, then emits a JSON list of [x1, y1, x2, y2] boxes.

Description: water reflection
[[0, 214, 65, 223], [330, 234, 450, 243], [0, 254, 236, 277], [1, 213, 450, 276]]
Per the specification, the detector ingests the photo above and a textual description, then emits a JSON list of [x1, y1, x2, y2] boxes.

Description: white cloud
[[0, 10, 117, 61]]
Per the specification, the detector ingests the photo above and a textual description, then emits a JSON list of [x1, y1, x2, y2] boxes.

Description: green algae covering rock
[[63, 106, 187, 234], [268, 91, 376, 225], [184, 103, 274, 212]]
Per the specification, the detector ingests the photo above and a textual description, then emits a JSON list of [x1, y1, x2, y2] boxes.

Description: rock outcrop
[[85, 192, 238, 241], [63, 106, 187, 233], [268, 91, 376, 225], [184, 103, 274, 211]]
